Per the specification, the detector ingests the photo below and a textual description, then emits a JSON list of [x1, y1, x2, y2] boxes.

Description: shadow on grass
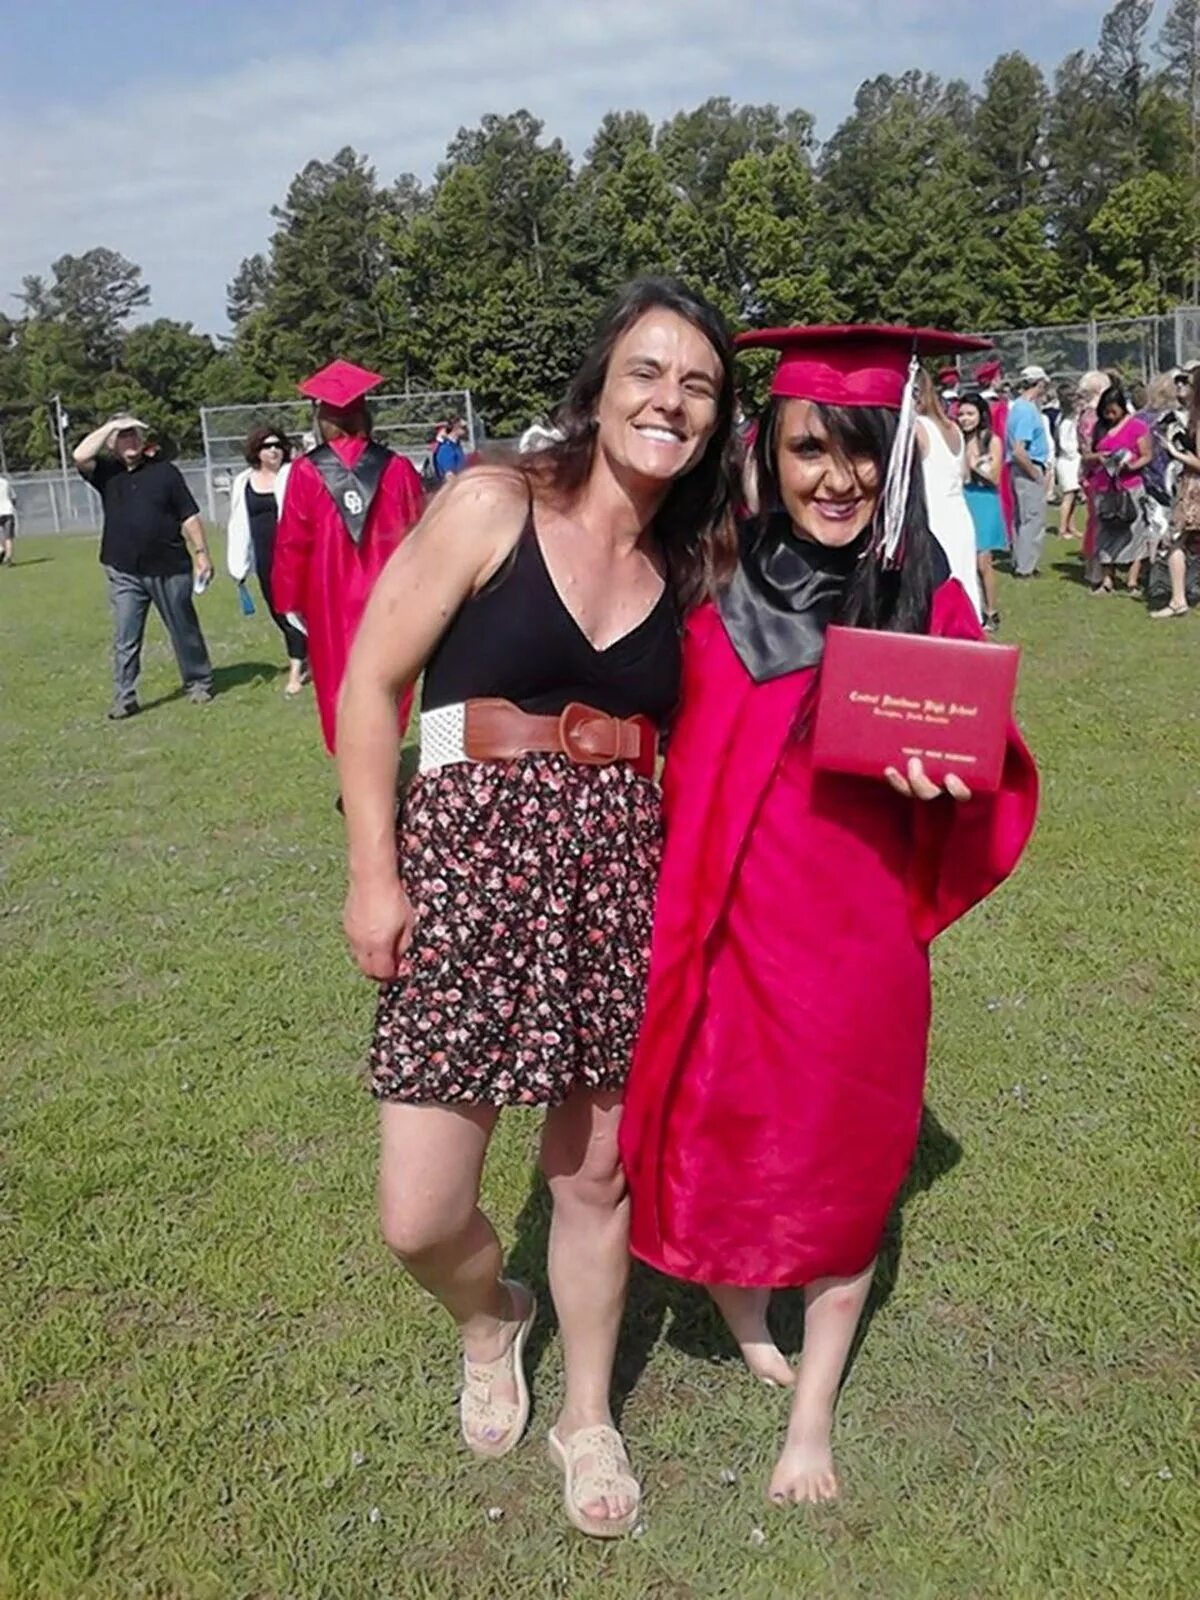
[[212, 660, 289, 692], [5, 557, 54, 569], [846, 1103, 963, 1380], [141, 660, 287, 712], [1051, 557, 1093, 589], [505, 1102, 962, 1421]]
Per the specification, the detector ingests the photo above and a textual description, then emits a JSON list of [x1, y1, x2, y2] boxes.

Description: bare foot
[[740, 1337, 795, 1388], [768, 1414, 840, 1505], [708, 1284, 795, 1387]]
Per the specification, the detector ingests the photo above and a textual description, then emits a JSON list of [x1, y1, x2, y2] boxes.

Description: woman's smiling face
[[593, 308, 722, 487], [774, 399, 881, 548]]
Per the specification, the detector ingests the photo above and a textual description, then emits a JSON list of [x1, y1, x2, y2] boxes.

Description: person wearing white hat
[[73, 414, 215, 718]]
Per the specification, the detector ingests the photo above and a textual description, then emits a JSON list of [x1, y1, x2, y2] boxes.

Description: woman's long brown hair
[[513, 276, 741, 610]]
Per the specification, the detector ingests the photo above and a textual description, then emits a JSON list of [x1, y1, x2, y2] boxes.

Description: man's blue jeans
[[104, 565, 213, 707]]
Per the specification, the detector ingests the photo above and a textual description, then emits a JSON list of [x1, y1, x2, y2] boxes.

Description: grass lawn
[[1, 528, 1198, 1600]]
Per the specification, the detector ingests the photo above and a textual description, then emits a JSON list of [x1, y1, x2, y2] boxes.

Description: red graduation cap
[[974, 358, 1004, 388], [936, 365, 960, 388], [298, 358, 384, 408], [735, 325, 991, 410]]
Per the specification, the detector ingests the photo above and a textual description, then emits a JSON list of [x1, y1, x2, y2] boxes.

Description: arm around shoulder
[[335, 467, 530, 954]]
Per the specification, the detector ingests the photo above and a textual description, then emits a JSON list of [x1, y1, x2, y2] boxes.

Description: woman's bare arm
[[336, 469, 529, 975], [1128, 428, 1154, 472]]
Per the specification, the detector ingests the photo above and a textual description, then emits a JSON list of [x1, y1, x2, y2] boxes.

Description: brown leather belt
[[462, 698, 657, 779]]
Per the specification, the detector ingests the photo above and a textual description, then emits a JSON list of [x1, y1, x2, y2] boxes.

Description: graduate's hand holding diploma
[[344, 876, 415, 980], [884, 755, 972, 803]]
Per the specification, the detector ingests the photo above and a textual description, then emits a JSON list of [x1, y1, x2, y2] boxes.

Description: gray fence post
[[465, 392, 478, 453], [199, 407, 217, 524]]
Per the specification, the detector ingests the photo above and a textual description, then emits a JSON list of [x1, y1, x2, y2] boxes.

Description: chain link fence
[[973, 307, 1200, 384], [197, 389, 477, 522], [3, 461, 214, 538], [7, 390, 479, 536], [10, 314, 1199, 536]]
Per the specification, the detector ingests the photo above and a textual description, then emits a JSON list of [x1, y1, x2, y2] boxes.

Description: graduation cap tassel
[[879, 353, 921, 567]]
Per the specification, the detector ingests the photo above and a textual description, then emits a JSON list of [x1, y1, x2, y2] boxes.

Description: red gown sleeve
[[389, 457, 425, 549], [908, 579, 1039, 942], [271, 460, 315, 615]]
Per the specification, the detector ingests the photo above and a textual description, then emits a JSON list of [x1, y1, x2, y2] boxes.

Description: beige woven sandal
[[459, 1280, 536, 1459], [547, 1423, 641, 1538]]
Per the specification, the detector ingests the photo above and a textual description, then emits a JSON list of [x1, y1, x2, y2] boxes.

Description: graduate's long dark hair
[[516, 276, 741, 611], [957, 391, 994, 453], [752, 395, 943, 635]]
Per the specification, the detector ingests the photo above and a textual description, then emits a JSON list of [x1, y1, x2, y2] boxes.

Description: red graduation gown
[[272, 439, 423, 753], [619, 579, 1038, 1288], [990, 395, 1016, 542]]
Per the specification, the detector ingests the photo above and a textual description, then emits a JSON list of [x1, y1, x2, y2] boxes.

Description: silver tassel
[[880, 354, 921, 567]]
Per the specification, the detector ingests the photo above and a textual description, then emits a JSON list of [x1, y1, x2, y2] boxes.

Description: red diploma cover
[[812, 626, 1020, 793]]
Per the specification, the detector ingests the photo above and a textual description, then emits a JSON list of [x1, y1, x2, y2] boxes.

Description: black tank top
[[245, 481, 278, 557], [422, 507, 682, 727]]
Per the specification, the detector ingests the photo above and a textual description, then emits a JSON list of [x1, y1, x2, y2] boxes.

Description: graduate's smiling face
[[594, 310, 722, 485], [774, 399, 881, 548], [957, 400, 982, 437]]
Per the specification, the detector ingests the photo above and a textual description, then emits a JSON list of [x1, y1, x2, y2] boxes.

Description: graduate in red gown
[[272, 360, 424, 753], [976, 358, 1015, 542], [619, 326, 1039, 1508], [936, 363, 961, 420]]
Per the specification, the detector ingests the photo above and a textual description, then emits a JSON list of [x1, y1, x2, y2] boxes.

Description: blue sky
[[6, 0, 1125, 336]]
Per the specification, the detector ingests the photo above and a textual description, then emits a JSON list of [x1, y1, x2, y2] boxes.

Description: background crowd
[[36, 343, 1198, 730], [915, 356, 1200, 630]]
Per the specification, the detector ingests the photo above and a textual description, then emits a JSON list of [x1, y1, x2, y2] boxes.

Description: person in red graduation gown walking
[[272, 360, 424, 753], [619, 325, 1039, 1509]]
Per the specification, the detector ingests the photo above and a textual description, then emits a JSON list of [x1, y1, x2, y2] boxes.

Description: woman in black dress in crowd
[[227, 425, 309, 694], [335, 277, 738, 1539]]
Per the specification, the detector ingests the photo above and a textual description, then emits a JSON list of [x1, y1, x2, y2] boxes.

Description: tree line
[[2, 0, 1198, 469]]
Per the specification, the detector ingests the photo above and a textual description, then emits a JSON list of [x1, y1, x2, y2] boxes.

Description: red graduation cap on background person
[[298, 358, 385, 409], [974, 358, 1004, 389], [936, 365, 960, 389], [734, 324, 992, 564]]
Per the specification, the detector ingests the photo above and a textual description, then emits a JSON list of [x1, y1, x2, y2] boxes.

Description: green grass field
[[2, 529, 1198, 1599]]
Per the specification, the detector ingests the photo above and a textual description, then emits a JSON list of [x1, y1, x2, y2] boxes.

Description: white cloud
[[3, 0, 1110, 333]]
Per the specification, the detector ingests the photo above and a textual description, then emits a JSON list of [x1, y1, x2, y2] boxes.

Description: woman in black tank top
[[335, 278, 738, 1539], [421, 493, 681, 723]]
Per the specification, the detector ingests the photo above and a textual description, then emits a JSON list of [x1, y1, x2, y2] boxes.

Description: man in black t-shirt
[[74, 416, 215, 719]]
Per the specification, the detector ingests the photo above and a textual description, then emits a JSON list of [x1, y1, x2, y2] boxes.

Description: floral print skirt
[[369, 754, 663, 1108]]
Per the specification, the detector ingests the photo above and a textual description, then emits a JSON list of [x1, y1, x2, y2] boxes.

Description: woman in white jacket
[[226, 425, 308, 695]]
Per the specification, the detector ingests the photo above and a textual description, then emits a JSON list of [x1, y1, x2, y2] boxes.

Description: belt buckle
[[559, 702, 621, 766]]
